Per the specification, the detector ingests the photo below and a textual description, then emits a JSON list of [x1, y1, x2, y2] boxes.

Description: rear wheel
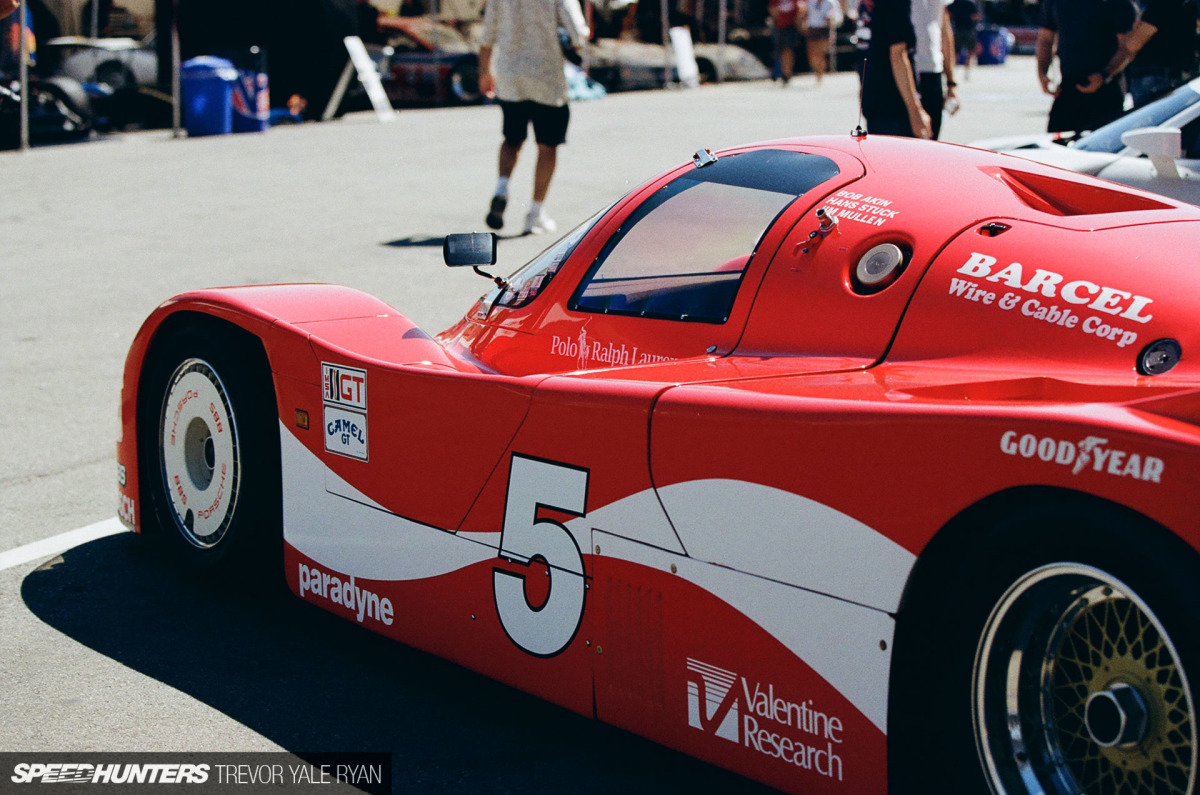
[[141, 323, 281, 576], [891, 497, 1200, 794], [977, 564, 1196, 794]]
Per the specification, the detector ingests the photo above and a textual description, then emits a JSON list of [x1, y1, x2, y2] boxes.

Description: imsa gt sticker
[[322, 363, 367, 409], [322, 363, 368, 461]]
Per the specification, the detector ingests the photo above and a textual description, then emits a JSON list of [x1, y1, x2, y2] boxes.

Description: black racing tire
[[890, 495, 1200, 794], [138, 322, 281, 578], [449, 57, 480, 104], [696, 57, 718, 84], [94, 60, 135, 94]]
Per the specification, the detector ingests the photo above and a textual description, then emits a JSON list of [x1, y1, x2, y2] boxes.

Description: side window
[[569, 150, 840, 324]]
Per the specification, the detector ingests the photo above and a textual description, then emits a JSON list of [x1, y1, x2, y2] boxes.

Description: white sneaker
[[523, 209, 557, 235]]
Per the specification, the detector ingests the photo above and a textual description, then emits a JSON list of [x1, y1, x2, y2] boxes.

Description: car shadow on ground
[[21, 533, 774, 794]]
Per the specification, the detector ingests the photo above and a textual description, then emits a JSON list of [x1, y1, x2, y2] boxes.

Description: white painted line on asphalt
[[0, 517, 126, 572]]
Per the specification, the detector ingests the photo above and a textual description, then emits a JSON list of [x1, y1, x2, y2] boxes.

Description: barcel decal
[[321, 363, 368, 461], [1000, 431, 1165, 482], [950, 252, 1154, 348], [686, 658, 846, 781]]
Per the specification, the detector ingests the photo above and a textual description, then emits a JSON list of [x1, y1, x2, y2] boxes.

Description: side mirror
[[1121, 127, 1182, 179], [443, 232, 497, 267], [443, 232, 507, 289]]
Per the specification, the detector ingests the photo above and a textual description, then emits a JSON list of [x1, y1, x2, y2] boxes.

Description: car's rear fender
[[117, 284, 471, 535]]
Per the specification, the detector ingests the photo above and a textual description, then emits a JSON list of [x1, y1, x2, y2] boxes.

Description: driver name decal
[[819, 191, 900, 227], [948, 252, 1155, 348]]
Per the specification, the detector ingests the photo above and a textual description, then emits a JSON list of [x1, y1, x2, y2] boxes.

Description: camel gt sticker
[[324, 405, 368, 461]]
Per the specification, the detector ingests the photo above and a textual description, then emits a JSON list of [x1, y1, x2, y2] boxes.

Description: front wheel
[[141, 324, 281, 575]]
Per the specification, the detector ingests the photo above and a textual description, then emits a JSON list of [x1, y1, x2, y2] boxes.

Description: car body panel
[[118, 134, 1200, 793]]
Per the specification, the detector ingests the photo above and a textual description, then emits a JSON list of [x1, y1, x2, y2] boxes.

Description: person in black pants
[[861, 0, 931, 138], [1083, 0, 1199, 108], [1036, 0, 1137, 133]]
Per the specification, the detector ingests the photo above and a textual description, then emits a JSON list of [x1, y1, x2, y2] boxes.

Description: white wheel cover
[[159, 360, 240, 548]]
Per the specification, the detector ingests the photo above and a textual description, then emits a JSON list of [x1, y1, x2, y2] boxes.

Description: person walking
[[1036, 0, 1137, 133], [946, 0, 978, 77], [911, 0, 958, 139], [861, 0, 931, 138], [805, 0, 844, 84], [770, 0, 801, 84], [1084, 0, 1199, 108], [480, 0, 589, 235]]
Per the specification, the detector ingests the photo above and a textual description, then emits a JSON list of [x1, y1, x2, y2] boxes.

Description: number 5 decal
[[494, 454, 589, 658]]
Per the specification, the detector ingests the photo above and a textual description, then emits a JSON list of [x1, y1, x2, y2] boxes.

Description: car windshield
[[495, 209, 608, 309], [1074, 84, 1200, 153], [570, 149, 840, 323]]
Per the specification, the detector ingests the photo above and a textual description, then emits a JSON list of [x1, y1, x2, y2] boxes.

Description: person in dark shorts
[[1036, 0, 1137, 133], [479, 0, 589, 235]]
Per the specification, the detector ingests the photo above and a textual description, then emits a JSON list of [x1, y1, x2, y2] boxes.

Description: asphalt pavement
[[0, 56, 1051, 786]]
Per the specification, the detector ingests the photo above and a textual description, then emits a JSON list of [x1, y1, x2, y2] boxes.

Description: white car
[[41, 35, 157, 94], [585, 37, 769, 91], [972, 77, 1200, 205]]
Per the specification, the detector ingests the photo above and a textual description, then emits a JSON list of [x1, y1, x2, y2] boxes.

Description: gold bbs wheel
[[975, 563, 1197, 794]]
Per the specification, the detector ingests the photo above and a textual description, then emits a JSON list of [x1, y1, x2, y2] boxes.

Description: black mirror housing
[[444, 233, 498, 267]]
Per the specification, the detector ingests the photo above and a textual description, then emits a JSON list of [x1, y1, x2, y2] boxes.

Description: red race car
[[117, 133, 1200, 794]]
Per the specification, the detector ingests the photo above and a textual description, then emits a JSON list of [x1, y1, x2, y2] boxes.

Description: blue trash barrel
[[977, 26, 1012, 65], [181, 56, 237, 137]]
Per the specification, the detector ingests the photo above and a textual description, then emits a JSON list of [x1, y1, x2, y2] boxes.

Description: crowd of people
[[474, 0, 1198, 229], [3, 0, 1198, 224]]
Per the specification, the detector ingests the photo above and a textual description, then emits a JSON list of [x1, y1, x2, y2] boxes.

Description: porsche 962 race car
[[117, 133, 1200, 794]]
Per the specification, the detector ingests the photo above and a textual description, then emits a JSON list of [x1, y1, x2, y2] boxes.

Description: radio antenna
[[853, 57, 867, 138]]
